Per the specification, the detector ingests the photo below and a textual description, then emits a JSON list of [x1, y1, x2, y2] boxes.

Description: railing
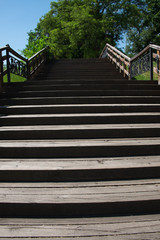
[[100, 43, 160, 81], [100, 43, 131, 79], [0, 45, 49, 89]]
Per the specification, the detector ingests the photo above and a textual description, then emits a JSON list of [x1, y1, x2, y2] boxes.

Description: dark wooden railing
[[100, 43, 160, 82], [0, 45, 49, 89], [100, 43, 131, 78]]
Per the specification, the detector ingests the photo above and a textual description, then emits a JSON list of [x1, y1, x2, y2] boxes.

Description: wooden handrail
[[100, 43, 160, 81], [0, 44, 49, 89], [100, 43, 131, 78]]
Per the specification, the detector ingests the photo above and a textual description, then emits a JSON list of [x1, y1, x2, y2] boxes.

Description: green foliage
[[23, 0, 143, 59], [125, 0, 160, 56], [22, 25, 49, 58]]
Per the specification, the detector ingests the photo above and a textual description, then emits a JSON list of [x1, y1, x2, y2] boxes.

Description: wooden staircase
[[0, 58, 160, 239]]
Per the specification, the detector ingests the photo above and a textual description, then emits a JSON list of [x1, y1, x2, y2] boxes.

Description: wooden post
[[26, 59, 30, 80], [6, 45, 11, 83], [0, 50, 3, 88], [123, 58, 126, 78], [150, 48, 153, 81]]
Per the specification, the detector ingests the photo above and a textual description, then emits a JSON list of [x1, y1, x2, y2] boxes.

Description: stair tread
[[1, 112, 160, 118], [2, 95, 160, 100], [8, 89, 160, 93], [1, 123, 160, 131], [0, 137, 160, 147], [0, 156, 160, 170], [0, 214, 160, 239], [0, 179, 159, 203], [3, 103, 160, 108]]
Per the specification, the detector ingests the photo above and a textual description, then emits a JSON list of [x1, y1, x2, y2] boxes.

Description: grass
[[134, 61, 158, 81], [134, 71, 158, 81], [3, 74, 26, 83]]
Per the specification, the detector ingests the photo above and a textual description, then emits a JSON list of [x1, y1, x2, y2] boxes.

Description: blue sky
[[0, 0, 52, 53]]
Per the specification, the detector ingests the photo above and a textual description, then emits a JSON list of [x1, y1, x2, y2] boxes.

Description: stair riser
[[1, 97, 160, 105], [1, 128, 160, 140], [20, 85, 160, 91], [36, 75, 127, 80], [1, 106, 160, 115], [25, 80, 158, 85], [3, 90, 160, 98], [0, 167, 160, 182], [1, 116, 160, 126], [0, 145, 160, 158], [0, 200, 160, 217]]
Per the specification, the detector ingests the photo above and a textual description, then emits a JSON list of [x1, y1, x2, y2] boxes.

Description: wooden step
[[1, 96, 160, 105], [0, 214, 160, 239], [26, 79, 158, 85], [17, 84, 160, 91], [3, 89, 160, 98], [1, 104, 160, 115], [36, 74, 126, 80], [0, 138, 160, 158], [1, 112, 160, 126], [0, 156, 160, 181], [1, 124, 160, 139], [0, 179, 159, 217]]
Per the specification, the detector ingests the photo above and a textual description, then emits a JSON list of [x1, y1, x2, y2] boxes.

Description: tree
[[125, 0, 160, 56], [23, 0, 147, 58]]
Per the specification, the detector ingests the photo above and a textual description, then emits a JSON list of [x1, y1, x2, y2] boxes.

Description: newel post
[[26, 59, 30, 80], [6, 44, 11, 83], [129, 61, 132, 80]]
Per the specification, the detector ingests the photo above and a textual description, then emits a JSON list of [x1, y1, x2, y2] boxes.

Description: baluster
[[6, 46, 11, 83]]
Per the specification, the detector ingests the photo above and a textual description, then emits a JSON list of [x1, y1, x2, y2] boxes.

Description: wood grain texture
[[0, 179, 159, 203], [0, 215, 160, 239]]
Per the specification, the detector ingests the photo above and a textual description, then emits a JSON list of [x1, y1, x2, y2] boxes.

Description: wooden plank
[[0, 214, 160, 238], [0, 156, 160, 170], [0, 137, 160, 147], [1, 123, 160, 131], [0, 179, 159, 203], [106, 43, 131, 61], [2, 112, 160, 118], [8, 47, 27, 62], [0, 138, 160, 158]]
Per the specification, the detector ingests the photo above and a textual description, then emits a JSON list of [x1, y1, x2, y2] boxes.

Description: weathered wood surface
[[0, 138, 160, 159], [1, 112, 160, 127], [0, 214, 160, 239], [0, 179, 159, 203], [0, 155, 159, 170], [1, 123, 160, 130], [0, 137, 160, 147], [2, 103, 160, 115]]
